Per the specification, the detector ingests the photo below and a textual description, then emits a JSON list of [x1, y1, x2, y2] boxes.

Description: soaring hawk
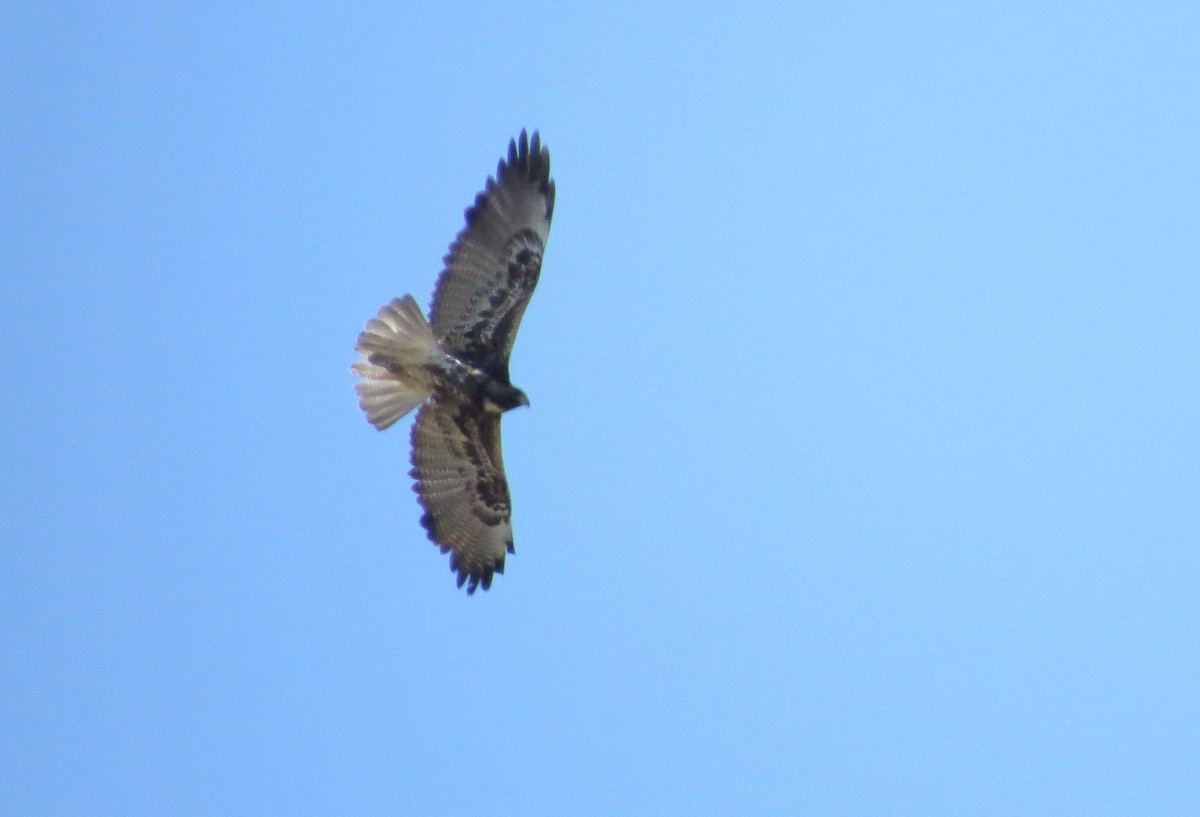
[[352, 131, 554, 593]]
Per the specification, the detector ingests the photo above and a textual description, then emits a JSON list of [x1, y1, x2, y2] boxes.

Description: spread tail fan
[[352, 294, 438, 430]]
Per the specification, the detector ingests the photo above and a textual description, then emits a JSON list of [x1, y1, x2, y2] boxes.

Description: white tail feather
[[356, 295, 438, 364], [351, 360, 428, 430]]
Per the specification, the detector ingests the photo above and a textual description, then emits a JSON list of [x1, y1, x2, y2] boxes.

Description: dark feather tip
[[463, 191, 489, 227]]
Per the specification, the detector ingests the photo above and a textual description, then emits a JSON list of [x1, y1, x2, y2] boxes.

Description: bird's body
[[352, 131, 554, 593]]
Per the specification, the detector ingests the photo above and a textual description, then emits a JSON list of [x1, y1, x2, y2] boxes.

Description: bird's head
[[482, 381, 530, 413]]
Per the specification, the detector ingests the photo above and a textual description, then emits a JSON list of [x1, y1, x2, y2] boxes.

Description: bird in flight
[[352, 130, 555, 593]]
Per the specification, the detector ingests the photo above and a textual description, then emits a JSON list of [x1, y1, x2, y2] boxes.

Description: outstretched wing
[[429, 129, 555, 376], [409, 402, 514, 594]]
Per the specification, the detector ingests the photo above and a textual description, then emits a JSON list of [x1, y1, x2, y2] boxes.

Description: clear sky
[[2, 2, 1198, 815]]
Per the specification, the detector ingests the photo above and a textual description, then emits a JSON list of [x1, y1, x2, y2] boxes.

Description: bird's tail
[[352, 295, 438, 430], [356, 295, 439, 363]]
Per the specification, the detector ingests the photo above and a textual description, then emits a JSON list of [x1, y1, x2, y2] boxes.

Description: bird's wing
[[429, 129, 554, 375], [409, 402, 514, 593]]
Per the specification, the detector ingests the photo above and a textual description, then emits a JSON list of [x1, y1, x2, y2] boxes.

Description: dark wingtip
[[498, 129, 553, 204], [509, 131, 521, 166], [447, 553, 508, 595], [456, 566, 493, 595], [445, 549, 502, 595]]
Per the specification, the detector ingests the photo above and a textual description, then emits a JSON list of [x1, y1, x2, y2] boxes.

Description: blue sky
[[2, 2, 1198, 814]]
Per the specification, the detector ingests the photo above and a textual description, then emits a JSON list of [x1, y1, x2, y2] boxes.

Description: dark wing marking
[[429, 130, 555, 376], [409, 402, 514, 594]]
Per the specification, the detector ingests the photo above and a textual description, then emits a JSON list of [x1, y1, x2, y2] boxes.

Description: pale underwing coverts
[[352, 131, 554, 594]]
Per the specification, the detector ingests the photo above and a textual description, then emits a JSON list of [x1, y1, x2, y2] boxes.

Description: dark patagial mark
[[504, 229, 544, 291], [473, 468, 510, 516]]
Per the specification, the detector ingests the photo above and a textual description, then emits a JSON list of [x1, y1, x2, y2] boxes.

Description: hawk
[[352, 130, 554, 594]]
